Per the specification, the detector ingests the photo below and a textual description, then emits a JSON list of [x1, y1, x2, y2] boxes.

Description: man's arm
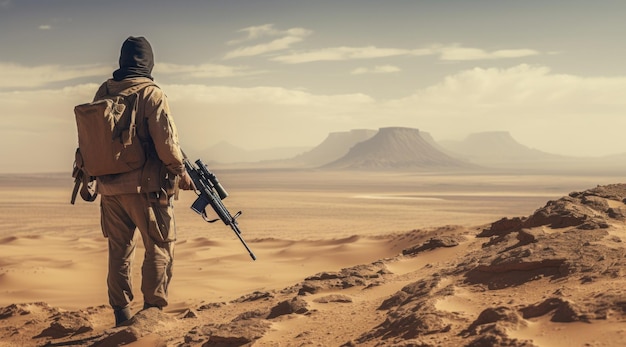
[[144, 87, 186, 175]]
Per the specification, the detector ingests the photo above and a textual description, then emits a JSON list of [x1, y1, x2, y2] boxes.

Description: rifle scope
[[196, 159, 228, 200]]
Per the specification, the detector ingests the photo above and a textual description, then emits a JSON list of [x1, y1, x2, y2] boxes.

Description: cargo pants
[[100, 192, 175, 311]]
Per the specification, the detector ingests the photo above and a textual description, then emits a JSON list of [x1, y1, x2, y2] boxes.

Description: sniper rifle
[[184, 157, 257, 261]]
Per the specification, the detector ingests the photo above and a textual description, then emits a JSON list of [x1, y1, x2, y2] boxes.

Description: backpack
[[71, 82, 153, 204]]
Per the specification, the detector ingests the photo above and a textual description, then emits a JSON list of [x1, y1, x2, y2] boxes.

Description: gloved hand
[[178, 171, 195, 190]]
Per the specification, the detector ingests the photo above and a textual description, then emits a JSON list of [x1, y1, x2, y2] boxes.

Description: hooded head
[[112, 36, 154, 81]]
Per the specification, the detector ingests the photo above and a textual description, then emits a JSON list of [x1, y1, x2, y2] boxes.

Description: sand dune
[[0, 230, 413, 346]]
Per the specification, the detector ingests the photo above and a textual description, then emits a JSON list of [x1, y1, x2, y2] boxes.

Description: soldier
[[92, 36, 193, 326]]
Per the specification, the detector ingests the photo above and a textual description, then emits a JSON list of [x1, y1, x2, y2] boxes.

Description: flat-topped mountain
[[289, 129, 377, 167], [438, 131, 626, 172], [440, 131, 563, 162], [323, 127, 474, 170]]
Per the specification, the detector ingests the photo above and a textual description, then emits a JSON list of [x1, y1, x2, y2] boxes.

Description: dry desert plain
[[1, 169, 626, 346]]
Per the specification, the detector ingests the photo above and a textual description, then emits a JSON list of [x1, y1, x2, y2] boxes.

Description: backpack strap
[[71, 148, 97, 204], [109, 82, 156, 145]]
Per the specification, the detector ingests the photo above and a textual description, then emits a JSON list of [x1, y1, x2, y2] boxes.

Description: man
[[93, 36, 193, 326]]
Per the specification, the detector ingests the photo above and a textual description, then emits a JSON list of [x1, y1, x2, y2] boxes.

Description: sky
[[2, 0, 626, 173]]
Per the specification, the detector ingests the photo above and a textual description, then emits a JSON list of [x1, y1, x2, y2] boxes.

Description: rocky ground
[[2, 184, 626, 346]]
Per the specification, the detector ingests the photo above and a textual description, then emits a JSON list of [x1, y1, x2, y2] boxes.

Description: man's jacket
[[93, 77, 184, 196]]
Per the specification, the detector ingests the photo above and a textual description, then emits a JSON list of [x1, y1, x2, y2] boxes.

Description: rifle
[[184, 157, 257, 261]]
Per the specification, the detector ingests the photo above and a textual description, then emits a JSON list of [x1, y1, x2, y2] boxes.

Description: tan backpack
[[71, 82, 153, 203]]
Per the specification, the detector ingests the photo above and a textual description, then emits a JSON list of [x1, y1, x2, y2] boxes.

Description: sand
[[1, 171, 625, 346]]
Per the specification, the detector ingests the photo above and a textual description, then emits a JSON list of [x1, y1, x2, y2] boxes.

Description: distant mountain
[[323, 127, 474, 170], [440, 131, 559, 160], [288, 129, 378, 167], [438, 131, 576, 170], [201, 141, 310, 163], [419, 131, 465, 159]]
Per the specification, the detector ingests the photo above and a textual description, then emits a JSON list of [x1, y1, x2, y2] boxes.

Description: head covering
[[112, 36, 154, 81]]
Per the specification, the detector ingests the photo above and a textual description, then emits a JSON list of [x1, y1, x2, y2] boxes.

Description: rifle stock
[[184, 158, 257, 261]]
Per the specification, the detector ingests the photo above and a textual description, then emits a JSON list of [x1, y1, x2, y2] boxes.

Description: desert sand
[[1, 170, 626, 346]]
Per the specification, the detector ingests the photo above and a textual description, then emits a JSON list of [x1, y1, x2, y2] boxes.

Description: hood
[[112, 36, 154, 81]]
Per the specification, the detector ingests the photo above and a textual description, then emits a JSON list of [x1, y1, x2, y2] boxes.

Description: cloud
[[272, 46, 424, 64], [38, 25, 52, 30], [227, 24, 278, 45], [395, 64, 606, 107], [157, 62, 263, 78], [351, 65, 401, 75], [0, 63, 110, 88], [271, 44, 538, 64], [225, 24, 538, 64], [224, 24, 312, 59], [224, 36, 307, 59], [0, 61, 266, 89], [163, 84, 373, 106], [439, 45, 540, 61]]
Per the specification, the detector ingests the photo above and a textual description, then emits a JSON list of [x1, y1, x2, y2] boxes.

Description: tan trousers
[[100, 193, 176, 310]]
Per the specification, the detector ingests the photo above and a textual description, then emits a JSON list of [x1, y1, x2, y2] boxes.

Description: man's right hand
[[178, 171, 195, 190]]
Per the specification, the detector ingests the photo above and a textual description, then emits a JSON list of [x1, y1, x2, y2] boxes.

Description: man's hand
[[178, 171, 195, 190]]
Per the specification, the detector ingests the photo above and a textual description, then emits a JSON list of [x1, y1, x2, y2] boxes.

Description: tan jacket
[[94, 77, 184, 196]]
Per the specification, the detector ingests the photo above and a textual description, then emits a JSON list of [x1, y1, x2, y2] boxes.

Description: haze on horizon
[[1, 0, 626, 173]]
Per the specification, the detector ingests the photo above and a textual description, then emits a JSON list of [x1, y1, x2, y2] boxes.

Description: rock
[[180, 309, 198, 319], [313, 294, 353, 303], [34, 310, 93, 339], [0, 302, 55, 320], [466, 333, 537, 347], [233, 310, 266, 321], [607, 207, 626, 220], [581, 195, 609, 211], [186, 320, 270, 346], [551, 300, 586, 323], [361, 309, 450, 341], [378, 291, 409, 310], [298, 262, 391, 295], [121, 307, 176, 332], [402, 236, 463, 255], [232, 291, 273, 303], [379, 277, 440, 310], [197, 302, 226, 311], [267, 297, 309, 319], [92, 327, 142, 347], [520, 297, 564, 319], [464, 307, 522, 335], [478, 217, 525, 237]]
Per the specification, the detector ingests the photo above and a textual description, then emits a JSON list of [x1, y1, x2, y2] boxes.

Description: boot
[[113, 306, 132, 327]]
